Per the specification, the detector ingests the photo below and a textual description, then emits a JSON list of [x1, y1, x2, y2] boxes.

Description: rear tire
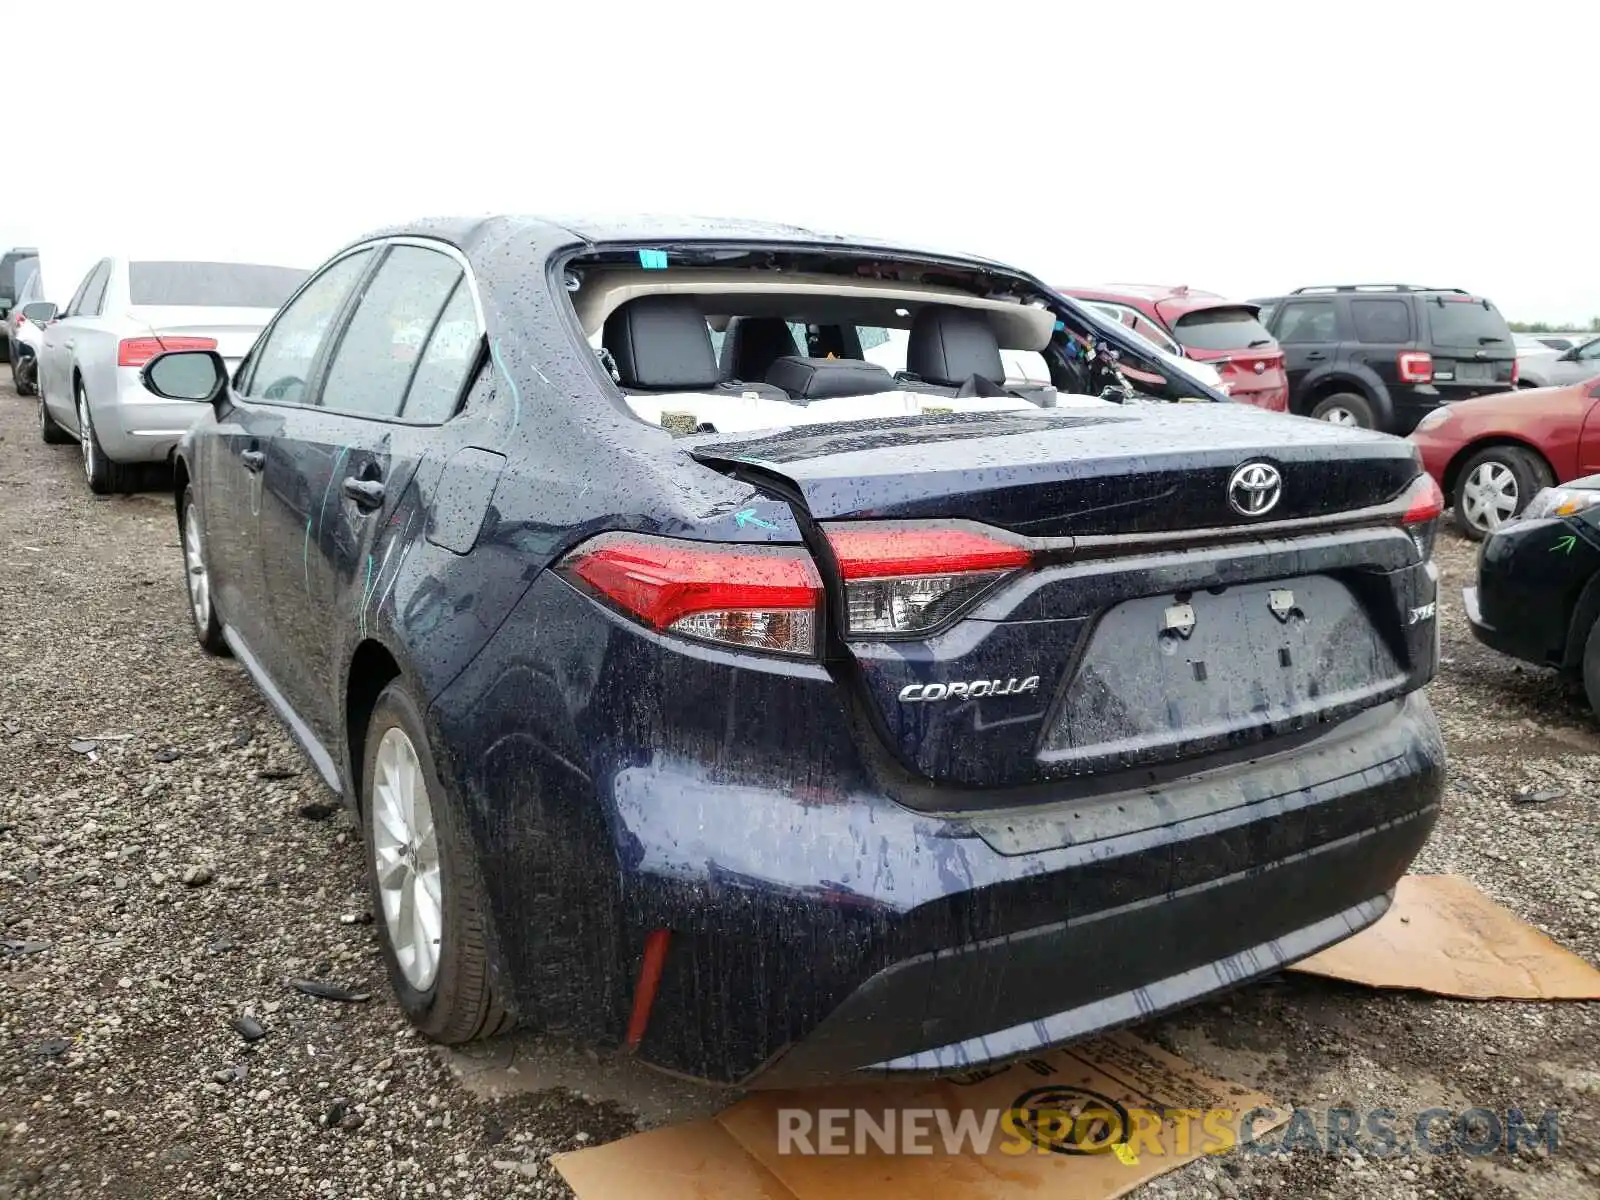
[[363, 682, 515, 1045], [39, 388, 70, 444], [1452, 445, 1552, 540], [77, 381, 132, 495], [180, 485, 229, 656], [1309, 391, 1376, 429]]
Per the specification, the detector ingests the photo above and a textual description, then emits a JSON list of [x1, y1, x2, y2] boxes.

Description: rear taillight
[[1399, 473, 1444, 560], [1397, 351, 1434, 384], [118, 336, 218, 368], [12, 312, 23, 328], [1511, 357, 1520, 385], [825, 524, 1032, 636], [557, 532, 822, 657]]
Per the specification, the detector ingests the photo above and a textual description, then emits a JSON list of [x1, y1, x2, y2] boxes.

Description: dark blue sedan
[[142, 216, 1446, 1086]]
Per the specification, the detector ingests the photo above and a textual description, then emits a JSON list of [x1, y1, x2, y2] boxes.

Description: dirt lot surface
[[1, 379, 1596, 1199]]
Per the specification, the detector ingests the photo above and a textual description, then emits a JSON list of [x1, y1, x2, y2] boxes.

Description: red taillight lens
[[557, 532, 822, 657], [1511, 357, 1520, 385], [1401, 473, 1445, 524], [1397, 351, 1434, 384], [12, 312, 24, 328], [825, 524, 1032, 636], [118, 336, 218, 368]]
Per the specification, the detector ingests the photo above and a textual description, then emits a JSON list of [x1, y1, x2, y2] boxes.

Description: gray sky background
[[8, 1, 1595, 323]]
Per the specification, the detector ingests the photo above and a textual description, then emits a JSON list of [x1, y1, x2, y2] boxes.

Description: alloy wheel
[[372, 727, 443, 991], [78, 391, 96, 483], [183, 505, 210, 630], [1460, 461, 1518, 533]]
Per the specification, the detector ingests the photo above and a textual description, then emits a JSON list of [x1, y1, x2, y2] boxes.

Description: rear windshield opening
[[1170, 306, 1275, 352], [1425, 297, 1512, 349], [129, 261, 308, 308], [562, 246, 1217, 435]]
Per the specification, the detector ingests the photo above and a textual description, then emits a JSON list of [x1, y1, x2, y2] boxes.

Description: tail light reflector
[[557, 532, 822, 657], [825, 525, 1032, 636], [118, 336, 218, 368], [1397, 351, 1434, 384]]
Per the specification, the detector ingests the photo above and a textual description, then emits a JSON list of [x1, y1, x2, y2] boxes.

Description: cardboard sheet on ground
[[552, 1032, 1287, 1200], [1289, 873, 1600, 1000]]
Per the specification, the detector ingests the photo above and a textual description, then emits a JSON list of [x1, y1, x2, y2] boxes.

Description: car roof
[[341, 214, 1012, 272]]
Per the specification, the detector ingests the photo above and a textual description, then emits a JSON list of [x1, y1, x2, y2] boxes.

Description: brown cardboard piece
[[1289, 873, 1600, 1000], [553, 1032, 1287, 1200]]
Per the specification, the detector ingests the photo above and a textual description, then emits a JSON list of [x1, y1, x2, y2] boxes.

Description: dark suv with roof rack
[[1250, 285, 1516, 434]]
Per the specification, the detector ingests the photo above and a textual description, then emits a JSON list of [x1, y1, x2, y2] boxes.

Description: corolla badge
[[1227, 461, 1282, 517], [899, 676, 1040, 702]]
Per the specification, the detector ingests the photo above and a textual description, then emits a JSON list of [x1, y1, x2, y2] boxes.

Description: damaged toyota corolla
[[142, 216, 1446, 1087]]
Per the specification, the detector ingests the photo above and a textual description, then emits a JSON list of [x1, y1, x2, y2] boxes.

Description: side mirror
[[21, 301, 57, 325], [141, 349, 228, 404]]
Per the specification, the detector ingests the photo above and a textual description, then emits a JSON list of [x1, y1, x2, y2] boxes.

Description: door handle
[[1305, 351, 1327, 361], [63, 339, 75, 350], [240, 450, 266, 472], [342, 477, 386, 510]]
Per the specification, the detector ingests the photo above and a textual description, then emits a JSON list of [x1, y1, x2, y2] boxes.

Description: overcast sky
[[8, 1, 1595, 323]]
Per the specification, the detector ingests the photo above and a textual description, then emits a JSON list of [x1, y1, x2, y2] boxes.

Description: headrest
[[720, 317, 801, 382], [602, 296, 720, 390], [766, 356, 896, 401], [906, 305, 1005, 387]]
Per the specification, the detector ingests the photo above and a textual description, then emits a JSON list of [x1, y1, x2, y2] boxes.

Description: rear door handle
[[342, 477, 386, 510], [240, 450, 265, 472], [63, 339, 75, 350], [1305, 352, 1327, 361]]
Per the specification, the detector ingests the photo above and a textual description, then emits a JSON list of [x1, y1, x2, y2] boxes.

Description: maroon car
[[1062, 284, 1289, 412]]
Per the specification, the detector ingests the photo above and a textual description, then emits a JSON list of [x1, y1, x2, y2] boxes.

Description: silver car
[[37, 257, 308, 492]]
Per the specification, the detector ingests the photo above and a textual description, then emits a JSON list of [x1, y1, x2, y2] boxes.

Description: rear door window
[[1424, 297, 1512, 350], [1274, 301, 1338, 343], [400, 280, 480, 422], [1170, 306, 1275, 351], [318, 245, 465, 420], [1351, 298, 1413, 344]]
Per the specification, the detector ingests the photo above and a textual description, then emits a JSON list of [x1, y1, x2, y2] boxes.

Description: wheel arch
[[1442, 436, 1555, 500], [345, 638, 404, 813], [1298, 368, 1391, 425]]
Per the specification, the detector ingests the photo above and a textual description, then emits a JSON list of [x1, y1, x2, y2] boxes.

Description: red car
[[1409, 378, 1600, 538], [1060, 284, 1289, 411]]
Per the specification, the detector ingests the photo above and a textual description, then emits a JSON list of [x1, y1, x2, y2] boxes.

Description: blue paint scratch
[[302, 518, 313, 590], [490, 338, 522, 431]]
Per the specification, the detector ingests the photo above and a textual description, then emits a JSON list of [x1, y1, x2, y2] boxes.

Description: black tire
[[362, 682, 515, 1044], [1581, 618, 1600, 723], [1309, 391, 1377, 429], [76, 380, 132, 495], [1451, 445, 1552, 541], [179, 485, 229, 656], [39, 388, 70, 444]]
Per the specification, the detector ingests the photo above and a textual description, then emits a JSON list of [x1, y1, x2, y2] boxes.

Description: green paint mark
[[1552, 534, 1578, 555]]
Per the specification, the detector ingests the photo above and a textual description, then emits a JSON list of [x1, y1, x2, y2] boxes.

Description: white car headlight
[[1517, 486, 1600, 523], [1413, 406, 1453, 432]]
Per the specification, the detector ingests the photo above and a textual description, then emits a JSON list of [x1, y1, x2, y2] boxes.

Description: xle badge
[[1407, 602, 1437, 626], [899, 677, 1040, 703]]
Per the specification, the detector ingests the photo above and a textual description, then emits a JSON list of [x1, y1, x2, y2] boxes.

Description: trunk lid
[[127, 304, 275, 371], [693, 405, 1434, 795], [691, 403, 1418, 536]]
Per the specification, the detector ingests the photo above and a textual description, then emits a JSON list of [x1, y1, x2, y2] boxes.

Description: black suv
[[1251, 285, 1516, 434]]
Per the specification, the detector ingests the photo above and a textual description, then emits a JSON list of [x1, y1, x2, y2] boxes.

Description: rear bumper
[[743, 693, 1442, 1087], [93, 368, 208, 462]]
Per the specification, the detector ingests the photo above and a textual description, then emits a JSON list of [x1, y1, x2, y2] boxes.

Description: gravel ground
[[1, 379, 1596, 1199]]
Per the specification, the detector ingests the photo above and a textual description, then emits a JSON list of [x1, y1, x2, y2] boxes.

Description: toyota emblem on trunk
[[1227, 461, 1282, 517]]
